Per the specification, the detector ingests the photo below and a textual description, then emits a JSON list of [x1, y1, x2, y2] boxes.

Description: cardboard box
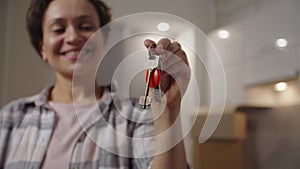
[[193, 140, 243, 169], [192, 110, 247, 169], [192, 112, 247, 141]]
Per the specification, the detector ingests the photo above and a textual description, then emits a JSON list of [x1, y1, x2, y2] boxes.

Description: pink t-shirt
[[41, 101, 95, 169]]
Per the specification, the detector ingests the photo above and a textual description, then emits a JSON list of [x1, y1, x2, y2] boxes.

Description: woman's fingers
[[143, 38, 190, 96]]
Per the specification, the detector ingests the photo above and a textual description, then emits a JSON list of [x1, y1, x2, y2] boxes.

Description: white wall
[[103, 0, 217, 34]]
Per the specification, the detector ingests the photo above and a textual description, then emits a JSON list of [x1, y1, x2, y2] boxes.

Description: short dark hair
[[26, 0, 111, 57]]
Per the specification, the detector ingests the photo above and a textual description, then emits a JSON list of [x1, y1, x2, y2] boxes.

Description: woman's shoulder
[[1, 98, 27, 115], [0, 90, 47, 116]]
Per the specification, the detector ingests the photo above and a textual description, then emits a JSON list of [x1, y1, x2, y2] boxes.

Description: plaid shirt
[[0, 87, 156, 169]]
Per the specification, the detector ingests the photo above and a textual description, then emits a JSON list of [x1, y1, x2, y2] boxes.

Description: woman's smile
[[41, 0, 100, 77]]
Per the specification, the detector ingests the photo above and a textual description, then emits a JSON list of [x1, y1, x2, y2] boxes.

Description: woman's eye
[[52, 28, 65, 34], [80, 24, 95, 31]]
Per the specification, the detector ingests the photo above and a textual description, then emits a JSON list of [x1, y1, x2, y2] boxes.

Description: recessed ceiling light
[[217, 30, 229, 39], [274, 82, 288, 92], [157, 22, 170, 32], [276, 38, 288, 48]]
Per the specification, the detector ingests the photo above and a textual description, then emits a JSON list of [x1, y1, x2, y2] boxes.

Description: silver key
[[139, 69, 152, 109], [139, 47, 161, 109]]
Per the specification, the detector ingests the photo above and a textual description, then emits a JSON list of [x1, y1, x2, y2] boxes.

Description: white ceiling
[[103, 0, 283, 35]]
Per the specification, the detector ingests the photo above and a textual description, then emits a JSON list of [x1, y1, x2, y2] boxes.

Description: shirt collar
[[20, 86, 53, 109]]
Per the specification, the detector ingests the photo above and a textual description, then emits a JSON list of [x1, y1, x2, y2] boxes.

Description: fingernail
[[157, 44, 164, 53], [157, 44, 164, 50]]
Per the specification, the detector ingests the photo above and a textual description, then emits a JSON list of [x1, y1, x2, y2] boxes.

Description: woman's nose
[[65, 27, 84, 45]]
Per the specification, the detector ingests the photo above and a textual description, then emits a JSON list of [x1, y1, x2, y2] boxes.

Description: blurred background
[[0, 0, 299, 169]]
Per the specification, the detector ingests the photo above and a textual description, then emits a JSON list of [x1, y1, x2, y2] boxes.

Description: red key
[[146, 68, 161, 88]]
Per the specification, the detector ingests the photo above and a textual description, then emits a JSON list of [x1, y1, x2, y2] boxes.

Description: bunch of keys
[[139, 44, 162, 109]]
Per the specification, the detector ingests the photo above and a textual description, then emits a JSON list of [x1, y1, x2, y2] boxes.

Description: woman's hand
[[145, 38, 190, 169], [144, 38, 191, 119]]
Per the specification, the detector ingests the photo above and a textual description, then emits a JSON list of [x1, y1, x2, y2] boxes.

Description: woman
[[0, 0, 190, 168]]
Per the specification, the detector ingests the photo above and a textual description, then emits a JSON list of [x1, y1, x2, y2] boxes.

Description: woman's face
[[41, 0, 101, 78]]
